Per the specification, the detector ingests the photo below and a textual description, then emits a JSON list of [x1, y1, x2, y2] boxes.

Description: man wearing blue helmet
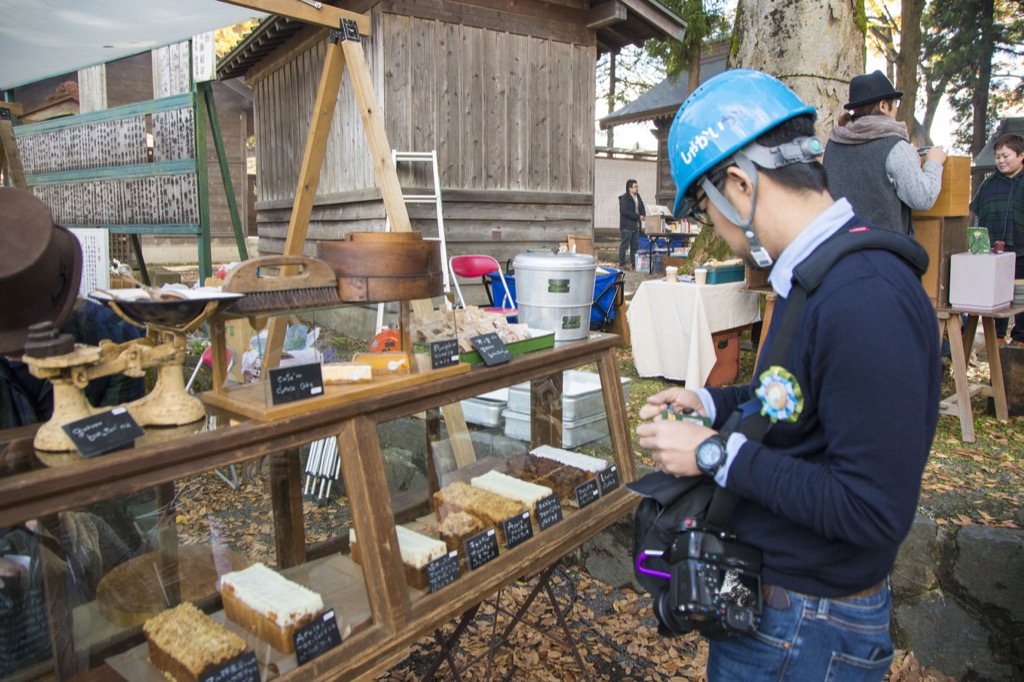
[[636, 70, 940, 681]]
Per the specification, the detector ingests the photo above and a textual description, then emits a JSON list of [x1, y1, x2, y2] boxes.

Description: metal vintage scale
[[21, 288, 242, 453]]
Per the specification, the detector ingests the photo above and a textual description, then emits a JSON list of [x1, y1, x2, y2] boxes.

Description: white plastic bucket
[[512, 252, 596, 341]]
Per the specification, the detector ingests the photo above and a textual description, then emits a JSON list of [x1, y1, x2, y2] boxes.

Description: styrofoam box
[[461, 388, 509, 428], [502, 410, 610, 448], [506, 370, 631, 421]]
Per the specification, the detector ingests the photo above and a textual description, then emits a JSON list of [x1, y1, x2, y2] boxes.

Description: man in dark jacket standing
[[636, 70, 940, 681], [618, 179, 646, 270], [970, 133, 1024, 345]]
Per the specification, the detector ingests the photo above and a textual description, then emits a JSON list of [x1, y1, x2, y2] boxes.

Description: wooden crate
[[913, 216, 968, 307], [912, 155, 971, 218], [744, 264, 772, 291]]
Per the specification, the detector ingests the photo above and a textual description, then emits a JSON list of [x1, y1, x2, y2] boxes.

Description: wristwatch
[[695, 434, 728, 477]]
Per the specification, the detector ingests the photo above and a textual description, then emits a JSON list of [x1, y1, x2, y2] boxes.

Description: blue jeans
[[619, 227, 640, 268], [707, 582, 894, 682]]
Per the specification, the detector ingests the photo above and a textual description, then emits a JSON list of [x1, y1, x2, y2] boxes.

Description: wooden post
[[0, 103, 27, 189]]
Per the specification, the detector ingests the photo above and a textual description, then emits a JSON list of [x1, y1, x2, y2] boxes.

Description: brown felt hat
[[844, 70, 903, 110], [0, 188, 82, 356]]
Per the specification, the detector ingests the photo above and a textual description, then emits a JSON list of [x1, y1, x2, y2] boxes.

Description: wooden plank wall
[[252, 7, 596, 260]]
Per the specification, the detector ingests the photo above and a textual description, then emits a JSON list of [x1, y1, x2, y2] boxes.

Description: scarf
[[828, 114, 909, 145]]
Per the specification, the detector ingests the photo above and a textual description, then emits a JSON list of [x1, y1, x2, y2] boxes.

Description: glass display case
[[0, 332, 636, 681]]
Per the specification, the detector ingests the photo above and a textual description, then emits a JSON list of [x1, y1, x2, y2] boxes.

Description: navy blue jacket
[[709, 240, 941, 597]]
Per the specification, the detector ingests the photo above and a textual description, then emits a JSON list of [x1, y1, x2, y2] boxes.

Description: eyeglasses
[[686, 191, 714, 227], [683, 167, 728, 227]]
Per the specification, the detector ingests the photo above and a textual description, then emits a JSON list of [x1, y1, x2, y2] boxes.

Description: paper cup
[[665, 266, 678, 282], [694, 268, 708, 286]]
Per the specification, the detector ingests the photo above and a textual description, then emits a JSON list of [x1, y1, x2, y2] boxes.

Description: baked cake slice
[[220, 563, 323, 653], [143, 601, 246, 682]]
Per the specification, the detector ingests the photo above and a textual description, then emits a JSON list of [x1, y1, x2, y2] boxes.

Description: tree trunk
[[971, 0, 996, 158], [732, 0, 864, 141], [687, 43, 701, 97], [895, 0, 924, 140]]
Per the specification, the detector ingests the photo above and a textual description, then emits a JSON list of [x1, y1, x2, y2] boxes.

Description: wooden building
[[218, 1, 686, 268]]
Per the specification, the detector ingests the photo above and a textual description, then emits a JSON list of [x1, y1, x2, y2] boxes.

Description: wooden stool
[[936, 305, 1024, 442]]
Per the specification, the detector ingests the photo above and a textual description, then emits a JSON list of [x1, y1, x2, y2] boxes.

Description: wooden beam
[[618, 0, 686, 42], [217, 0, 371, 35], [263, 35, 347, 370], [587, 1, 627, 30]]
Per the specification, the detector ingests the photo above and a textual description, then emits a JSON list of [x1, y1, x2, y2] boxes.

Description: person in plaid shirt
[[970, 133, 1024, 345]]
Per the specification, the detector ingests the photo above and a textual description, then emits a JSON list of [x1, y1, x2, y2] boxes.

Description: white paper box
[[949, 252, 1015, 311]]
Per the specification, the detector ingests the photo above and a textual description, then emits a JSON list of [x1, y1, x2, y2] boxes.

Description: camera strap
[[704, 221, 929, 529]]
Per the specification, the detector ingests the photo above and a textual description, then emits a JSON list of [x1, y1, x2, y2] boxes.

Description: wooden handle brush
[[222, 256, 341, 316]]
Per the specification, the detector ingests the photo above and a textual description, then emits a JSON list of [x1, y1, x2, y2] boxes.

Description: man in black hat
[[822, 70, 947, 236], [0, 187, 145, 429]]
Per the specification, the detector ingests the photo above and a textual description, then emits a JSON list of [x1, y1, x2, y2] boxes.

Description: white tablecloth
[[627, 279, 762, 386]]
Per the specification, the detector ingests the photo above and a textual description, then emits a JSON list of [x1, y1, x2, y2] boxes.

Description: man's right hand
[[924, 146, 947, 165], [638, 387, 705, 421]]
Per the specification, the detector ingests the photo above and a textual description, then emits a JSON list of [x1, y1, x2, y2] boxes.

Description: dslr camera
[[636, 517, 763, 638]]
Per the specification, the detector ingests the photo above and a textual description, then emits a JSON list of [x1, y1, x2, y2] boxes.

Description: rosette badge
[[756, 366, 803, 423]]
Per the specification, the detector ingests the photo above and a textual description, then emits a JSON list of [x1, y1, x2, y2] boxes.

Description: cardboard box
[[914, 216, 968, 307], [912, 155, 971, 218], [223, 318, 256, 383], [567, 234, 594, 256], [949, 251, 1015, 311]]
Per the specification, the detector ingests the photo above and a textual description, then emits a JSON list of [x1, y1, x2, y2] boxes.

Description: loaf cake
[[349, 525, 448, 590], [505, 452, 563, 480], [220, 563, 324, 653], [438, 511, 487, 552], [143, 601, 247, 682], [536, 464, 591, 500], [433, 481, 526, 544], [321, 362, 373, 384], [470, 470, 552, 524], [97, 545, 249, 627], [531, 445, 608, 473]]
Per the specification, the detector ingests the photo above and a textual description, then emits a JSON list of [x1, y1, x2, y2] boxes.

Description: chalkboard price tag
[[429, 338, 461, 370], [575, 478, 601, 509], [469, 333, 512, 366], [62, 407, 144, 457], [598, 466, 620, 494], [426, 551, 461, 592], [535, 494, 564, 531], [268, 362, 324, 405], [502, 511, 534, 550], [464, 528, 500, 570], [293, 609, 342, 666], [200, 650, 260, 682]]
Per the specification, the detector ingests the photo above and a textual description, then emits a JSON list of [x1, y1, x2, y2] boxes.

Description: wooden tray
[[201, 363, 471, 422]]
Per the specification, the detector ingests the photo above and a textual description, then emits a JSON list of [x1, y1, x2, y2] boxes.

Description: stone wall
[[578, 514, 1024, 681]]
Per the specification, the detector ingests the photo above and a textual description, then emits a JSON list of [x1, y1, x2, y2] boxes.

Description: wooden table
[[626, 280, 762, 386], [936, 304, 1024, 442]]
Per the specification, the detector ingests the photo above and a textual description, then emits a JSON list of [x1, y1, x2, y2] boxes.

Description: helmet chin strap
[[700, 152, 774, 268]]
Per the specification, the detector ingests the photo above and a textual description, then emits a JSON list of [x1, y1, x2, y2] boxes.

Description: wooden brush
[[222, 256, 341, 315]]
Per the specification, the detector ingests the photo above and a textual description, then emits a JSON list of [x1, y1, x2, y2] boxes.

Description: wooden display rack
[[0, 334, 636, 681]]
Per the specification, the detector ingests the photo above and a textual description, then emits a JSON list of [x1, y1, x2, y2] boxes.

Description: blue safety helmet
[[669, 69, 817, 219]]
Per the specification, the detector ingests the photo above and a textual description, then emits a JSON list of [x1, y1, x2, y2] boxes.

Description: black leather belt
[[762, 579, 886, 610]]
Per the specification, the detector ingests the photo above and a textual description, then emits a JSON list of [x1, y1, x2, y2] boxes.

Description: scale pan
[[90, 288, 242, 328]]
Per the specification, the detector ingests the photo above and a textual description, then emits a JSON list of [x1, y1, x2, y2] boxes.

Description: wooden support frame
[[224, 1, 477, 465]]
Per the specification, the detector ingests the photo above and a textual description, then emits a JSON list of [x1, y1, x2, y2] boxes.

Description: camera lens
[[654, 589, 698, 637]]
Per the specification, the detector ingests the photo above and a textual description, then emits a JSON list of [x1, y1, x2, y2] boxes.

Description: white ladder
[[379, 150, 450, 330]]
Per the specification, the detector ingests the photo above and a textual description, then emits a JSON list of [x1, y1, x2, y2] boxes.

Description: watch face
[[696, 437, 725, 472]]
